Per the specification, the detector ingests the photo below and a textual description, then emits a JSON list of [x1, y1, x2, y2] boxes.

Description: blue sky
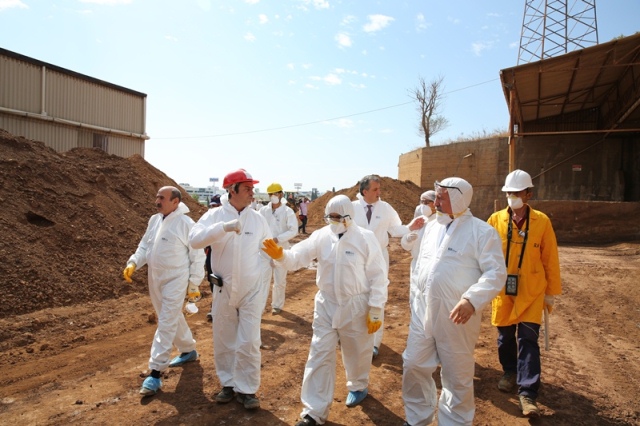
[[1, 0, 638, 193]]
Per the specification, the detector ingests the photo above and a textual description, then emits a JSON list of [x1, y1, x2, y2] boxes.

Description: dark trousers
[[299, 215, 307, 233], [497, 322, 541, 399]]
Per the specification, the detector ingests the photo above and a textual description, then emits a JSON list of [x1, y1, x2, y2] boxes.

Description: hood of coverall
[[421, 190, 436, 202], [437, 177, 473, 215], [325, 194, 355, 227]]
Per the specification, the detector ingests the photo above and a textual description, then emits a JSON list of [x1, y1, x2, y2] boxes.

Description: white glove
[[223, 219, 241, 234], [406, 232, 418, 243], [187, 282, 201, 302]]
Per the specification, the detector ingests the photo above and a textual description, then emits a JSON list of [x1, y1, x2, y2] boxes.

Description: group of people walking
[[122, 168, 561, 426]]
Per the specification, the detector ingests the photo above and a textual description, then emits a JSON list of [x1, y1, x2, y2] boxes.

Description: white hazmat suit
[[189, 200, 272, 395], [277, 195, 388, 425], [128, 201, 205, 372], [259, 199, 298, 311], [402, 179, 506, 426]]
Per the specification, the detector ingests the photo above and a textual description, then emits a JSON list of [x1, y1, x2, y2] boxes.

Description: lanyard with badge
[[504, 209, 529, 296]]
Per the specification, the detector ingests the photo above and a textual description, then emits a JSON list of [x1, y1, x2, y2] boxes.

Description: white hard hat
[[502, 169, 534, 192]]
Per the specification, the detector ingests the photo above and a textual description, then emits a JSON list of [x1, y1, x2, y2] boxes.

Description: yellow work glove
[[544, 295, 555, 314], [123, 262, 136, 283], [261, 239, 284, 260], [366, 307, 382, 334], [187, 282, 201, 302]]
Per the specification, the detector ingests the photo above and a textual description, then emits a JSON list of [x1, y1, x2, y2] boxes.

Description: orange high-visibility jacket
[[488, 206, 561, 326]]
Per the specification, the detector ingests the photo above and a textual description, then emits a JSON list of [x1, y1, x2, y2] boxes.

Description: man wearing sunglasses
[[402, 177, 506, 426], [261, 195, 388, 426]]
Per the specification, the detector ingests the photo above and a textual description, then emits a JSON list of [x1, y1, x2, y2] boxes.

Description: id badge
[[505, 274, 518, 296]]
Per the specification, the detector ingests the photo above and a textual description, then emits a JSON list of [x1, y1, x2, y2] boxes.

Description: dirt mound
[[0, 128, 206, 318]]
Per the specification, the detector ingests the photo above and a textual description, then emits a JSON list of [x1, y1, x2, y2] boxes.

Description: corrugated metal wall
[[0, 55, 42, 113], [46, 70, 145, 134], [0, 49, 147, 157]]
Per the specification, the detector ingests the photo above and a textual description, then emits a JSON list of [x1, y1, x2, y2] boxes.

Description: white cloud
[[363, 14, 394, 33], [302, 63, 312, 69], [487, 12, 500, 17], [304, 83, 318, 90], [310, 73, 342, 85], [349, 83, 366, 89], [379, 128, 393, 134], [78, 0, 132, 4], [471, 40, 494, 56], [259, 14, 268, 24], [416, 13, 431, 32], [244, 32, 256, 42], [341, 15, 356, 26], [311, 0, 329, 9], [509, 42, 518, 49], [245, 0, 259, 4], [0, 0, 27, 11], [333, 118, 354, 128], [335, 32, 352, 48], [448, 16, 460, 24], [164, 35, 178, 42], [286, 63, 295, 70]]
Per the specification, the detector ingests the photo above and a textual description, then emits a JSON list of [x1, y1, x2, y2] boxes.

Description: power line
[[153, 77, 499, 140]]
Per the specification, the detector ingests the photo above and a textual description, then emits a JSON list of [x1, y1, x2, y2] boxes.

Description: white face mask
[[329, 222, 347, 234], [436, 211, 453, 226], [270, 195, 280, 205], [507, 195, 524, 210], [421, 204, 433, 218]]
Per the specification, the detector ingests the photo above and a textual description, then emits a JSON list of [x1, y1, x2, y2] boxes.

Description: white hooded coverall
[[259, 200, 298, 310], [352, 197, 408, 348], [402, 211, 506, 426], [128, 202, 205, 372], [278, 195, 388, 425], [189, 201, 272, 395], [401, 212, 436, 318]]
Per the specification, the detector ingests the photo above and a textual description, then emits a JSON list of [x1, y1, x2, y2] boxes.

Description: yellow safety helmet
[[267, 183, 283, 194]]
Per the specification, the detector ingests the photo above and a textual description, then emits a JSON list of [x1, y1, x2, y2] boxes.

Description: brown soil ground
[[0, 129, 639, 425]]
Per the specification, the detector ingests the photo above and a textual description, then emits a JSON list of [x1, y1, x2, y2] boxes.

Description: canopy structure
[[500, 33, 640, 168]]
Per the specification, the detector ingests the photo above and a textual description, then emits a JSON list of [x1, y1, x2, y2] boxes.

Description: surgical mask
[[270, 195, 280, 204], [436, 211, 453, 226], [329, 222, 347, 235], [421, 204, 433, 218], [507, 195, 524, 210]]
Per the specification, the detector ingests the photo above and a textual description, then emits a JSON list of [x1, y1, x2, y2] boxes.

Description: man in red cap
[[189, 169, 273, 410]]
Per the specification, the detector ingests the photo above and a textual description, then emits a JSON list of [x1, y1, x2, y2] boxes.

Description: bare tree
[[412, 75, 449, 147]]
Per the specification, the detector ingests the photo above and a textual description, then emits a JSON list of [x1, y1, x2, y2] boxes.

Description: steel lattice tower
[[518, 0, 599, 64]]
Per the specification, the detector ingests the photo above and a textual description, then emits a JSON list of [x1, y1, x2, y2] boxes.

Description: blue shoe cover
[[140, 376, 162, 396], [169, 350, 198, 367], [346, 388, 368, 407]]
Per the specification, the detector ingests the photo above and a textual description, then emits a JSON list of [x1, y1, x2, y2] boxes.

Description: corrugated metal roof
[[500, 32, 640, 135]]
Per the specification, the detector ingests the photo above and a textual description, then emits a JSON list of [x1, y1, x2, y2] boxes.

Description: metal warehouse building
[[0, 47, 148, 157]]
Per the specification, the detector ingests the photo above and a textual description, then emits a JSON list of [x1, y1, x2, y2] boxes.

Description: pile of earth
[[0, 128, 423, 318], [0, 128, 206, 319]]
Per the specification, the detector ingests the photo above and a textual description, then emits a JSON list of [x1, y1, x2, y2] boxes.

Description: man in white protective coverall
[[261, 195, 388, 426], [188, 169, 272, 411], [259, 182, 298, 315], [352, 174, 414, 359], [123, 186, 205, 397], [401, 190, 437, 312], [402, 178, 507, 426]]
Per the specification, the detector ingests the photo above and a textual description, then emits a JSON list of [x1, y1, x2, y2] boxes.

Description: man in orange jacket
[[488, 169, 561, 418]]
